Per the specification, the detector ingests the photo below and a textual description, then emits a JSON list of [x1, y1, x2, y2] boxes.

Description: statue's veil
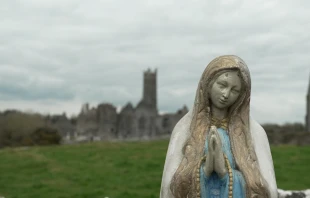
[[160, 55, 278, 198]]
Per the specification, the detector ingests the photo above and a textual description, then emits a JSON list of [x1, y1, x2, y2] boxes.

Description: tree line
[[0, 110, 308, 148], [0, 110, 62, 148]]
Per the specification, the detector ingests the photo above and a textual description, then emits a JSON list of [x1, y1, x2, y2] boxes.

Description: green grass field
[[0, 140, 309, 198]]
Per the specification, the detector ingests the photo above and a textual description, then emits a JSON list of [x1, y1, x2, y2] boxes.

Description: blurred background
[[0, 0, 310, 198]]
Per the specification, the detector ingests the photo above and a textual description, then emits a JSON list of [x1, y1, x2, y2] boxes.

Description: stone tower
[[306, 74, 310, 132], [135, 68, 158, 138], [142, 68, 157, 109]]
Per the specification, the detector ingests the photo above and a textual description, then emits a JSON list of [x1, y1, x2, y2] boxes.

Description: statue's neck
[[211, 105, 228, 120]]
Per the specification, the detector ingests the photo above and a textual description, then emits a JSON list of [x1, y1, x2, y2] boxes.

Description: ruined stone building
[[45, 113, 75, 137], [74, 69, 188, 140], [306, 74, 310, 132]]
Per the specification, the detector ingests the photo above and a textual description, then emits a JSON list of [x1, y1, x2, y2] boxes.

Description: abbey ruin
[[60, 69, 188, 142], [45, 71, 310, 144]]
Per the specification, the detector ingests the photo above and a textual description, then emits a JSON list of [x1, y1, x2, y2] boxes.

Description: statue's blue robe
[[200, 128, 246, 198]]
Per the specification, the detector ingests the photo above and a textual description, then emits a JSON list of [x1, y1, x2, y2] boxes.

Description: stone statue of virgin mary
[[160, 55, 278, 198]]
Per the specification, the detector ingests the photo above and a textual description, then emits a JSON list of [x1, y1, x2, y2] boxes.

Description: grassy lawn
[[0, 140, 309, 198]]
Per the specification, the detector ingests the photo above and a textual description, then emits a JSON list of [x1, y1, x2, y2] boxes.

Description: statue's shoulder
[[250, 116, 278, 198], [166, 110, 192, 156], [160, 110, 193, 198], [172, 110, 192, 136], [249, 116, 269, 144]]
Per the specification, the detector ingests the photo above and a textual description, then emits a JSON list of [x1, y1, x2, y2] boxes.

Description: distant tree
[[29, 127, 61, 145], [262, 122, 306, 145], [0, 110, 45, 148]]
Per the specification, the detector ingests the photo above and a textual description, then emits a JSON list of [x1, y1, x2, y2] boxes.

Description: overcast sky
[[0, 0, 309, 124]]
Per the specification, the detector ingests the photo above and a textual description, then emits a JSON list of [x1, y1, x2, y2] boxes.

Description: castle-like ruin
[[70, 69, 188, 141], [49, 71, 310, 144]]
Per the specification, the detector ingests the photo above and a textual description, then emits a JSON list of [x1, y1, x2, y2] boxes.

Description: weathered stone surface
[[97, 103, 117, 139], [45, 113, 75, 137], [117, 102, 135, 139]]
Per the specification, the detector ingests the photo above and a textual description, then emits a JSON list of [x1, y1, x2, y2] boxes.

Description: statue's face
[[210, 71, 242, 109]]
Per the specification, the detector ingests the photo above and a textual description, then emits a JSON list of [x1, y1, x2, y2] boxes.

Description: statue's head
[[209, 70, 242, 111], [194, 55, 251, 120]]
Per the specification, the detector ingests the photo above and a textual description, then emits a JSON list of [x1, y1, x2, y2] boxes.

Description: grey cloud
[[0, 0, 310, 124], [0, 66, 75, 101], [0, 81, 75, 101]]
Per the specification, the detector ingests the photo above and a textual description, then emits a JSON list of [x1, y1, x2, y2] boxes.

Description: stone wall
[[97, 103, 117, 139], [45, 113, 75, 137], [76, 105, 98, 137], [68, 101, 187, 142], [117, 103, 136, 139], [156, 106, 188, 136]]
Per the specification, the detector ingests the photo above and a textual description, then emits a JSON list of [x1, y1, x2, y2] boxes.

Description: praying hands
[[203, 126, 227, 178]]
